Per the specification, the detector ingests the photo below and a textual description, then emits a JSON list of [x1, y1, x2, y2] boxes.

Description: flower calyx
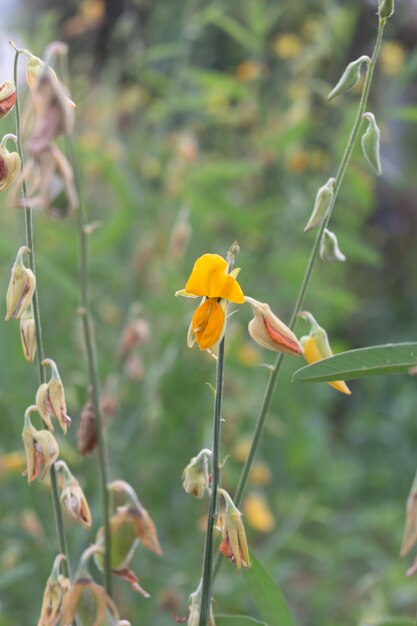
[[217, 488, 250, 571], [36, 358, 71, 433], [55, 460, 92, 529], [298, 311, 351, 395], [20, 303, 37, 362], [5, 246, 35, 321], [22, 405, 59, 483], [0, 80, 16, 119], [38, 554, 69, 626], [245, 296, 303, 356], [182, 449, 212, 499]]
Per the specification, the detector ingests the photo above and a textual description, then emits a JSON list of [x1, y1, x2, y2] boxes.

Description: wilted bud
[[5, 246, 36, 321], [298, 311, 351, 395], [320, 229, 346, 263], [0, 80, 16, 119], [22, 405, 59, 483], [361, 112, 382, 176], [38, 554, 69, 626], [61, 546, 125, 626], [182, 449, 211, 499], [56, 461, 92, 529], [185, 584, 215, 626], [378, 0, 394, 19], [328, 55, 371, 101], [36, 359, 71, 433], [108, 480, 163, 557], [218, 488, 250, 571], [304, 177, 336, 233], [20, 304, 37, 362], [0, 134, 21, 193], [245, 296, 303, 356], [77, 387, 97, 455], [25, 52, 75, 113]]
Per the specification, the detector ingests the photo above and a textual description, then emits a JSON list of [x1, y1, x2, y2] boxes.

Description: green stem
[[63, 105, 112, 596], [214, 17, 386, 577], [12, 49, 71, 580], [199, 338, 225, 626]]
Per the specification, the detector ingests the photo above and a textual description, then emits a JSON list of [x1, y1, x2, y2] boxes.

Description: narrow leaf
[[292, 342, 417, 383], [242, 552, 295, 626], [362, 617, 416, 626], [216, 616, 267, 626]]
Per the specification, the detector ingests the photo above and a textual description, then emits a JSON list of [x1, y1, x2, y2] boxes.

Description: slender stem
[[213, 18, 386, 578], [63, 102, 112, 595], [12, 49, 71, 579], [199, 338, 225, 626]]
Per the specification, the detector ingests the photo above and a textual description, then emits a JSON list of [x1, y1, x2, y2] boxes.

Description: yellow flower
[[176, 253, 244, 351], [299, 311, 351, 395]]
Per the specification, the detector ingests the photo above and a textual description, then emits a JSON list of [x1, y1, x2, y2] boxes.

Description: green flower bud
[[361, 112, 382, 176], [320, 229, 346, 263], [304, 177, 336, 233], [378, 0, 394, 19], [328, 56, 371, 101]]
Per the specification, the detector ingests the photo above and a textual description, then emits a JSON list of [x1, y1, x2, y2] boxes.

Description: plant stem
[[63, 115, 113, 597], [199, 338, 225, 626], [12, 48, 71, 579], [213, 17, 386, 577]]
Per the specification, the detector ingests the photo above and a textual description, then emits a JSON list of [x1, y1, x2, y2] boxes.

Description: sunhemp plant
[[2, 41, 162, 624], [176, 3, 396, 625]]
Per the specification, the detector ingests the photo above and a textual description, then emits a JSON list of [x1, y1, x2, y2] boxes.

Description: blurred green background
[[0, 0, 417, 624]]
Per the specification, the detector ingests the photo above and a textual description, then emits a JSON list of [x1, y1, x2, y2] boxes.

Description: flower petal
[[185, 254, 244, 302], [191, 299, 225, 351], [303, 336, 351, 395]]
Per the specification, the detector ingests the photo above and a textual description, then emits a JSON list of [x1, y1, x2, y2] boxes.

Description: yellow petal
[[185, 254, 244, 303], [191, 299, 225, 351], [303, 336, 351, 395], [244, 493, 275, 533]]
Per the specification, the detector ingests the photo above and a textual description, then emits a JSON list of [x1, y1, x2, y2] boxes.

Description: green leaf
[[216, 616, 267, 626], [292, 342, 417, 383], [242, 552, 295, 626], [362, 617, 416, 626]]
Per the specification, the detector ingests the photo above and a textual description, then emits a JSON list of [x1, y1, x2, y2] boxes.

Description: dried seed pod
[[77, 388, 97, 455]]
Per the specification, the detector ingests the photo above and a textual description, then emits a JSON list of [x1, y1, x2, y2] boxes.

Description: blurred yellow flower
[[244, 492, 275, 533], [249, 461, 272, 486], [176, 254, 244, 351], [236, 60, 263, 81], [272, 33, 302, 59], [380, 41, 406, 76]]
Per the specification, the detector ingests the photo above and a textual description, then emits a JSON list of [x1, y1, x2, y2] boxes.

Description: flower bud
[[185, 583, 216, 626], [0, 80, 16, 119], [5, 246, 36, 321], [182, 449, 211, 499], [328, 56, 371, 101], [56, 461, 92, 529], [38, 554, 69, 626], [298, 311, 351, 395], [320, 229, 346, 263], [36, 359, 71, 433], [245, 296, 303, 356], [20, 304, 37, 363], [22, 406, 59, 483], [304, 177, 336, 233], [378, 0, 394, 19], [218, 488, 250, 570], [361, 112, 382, 176], [0, 135, 21, 193]]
